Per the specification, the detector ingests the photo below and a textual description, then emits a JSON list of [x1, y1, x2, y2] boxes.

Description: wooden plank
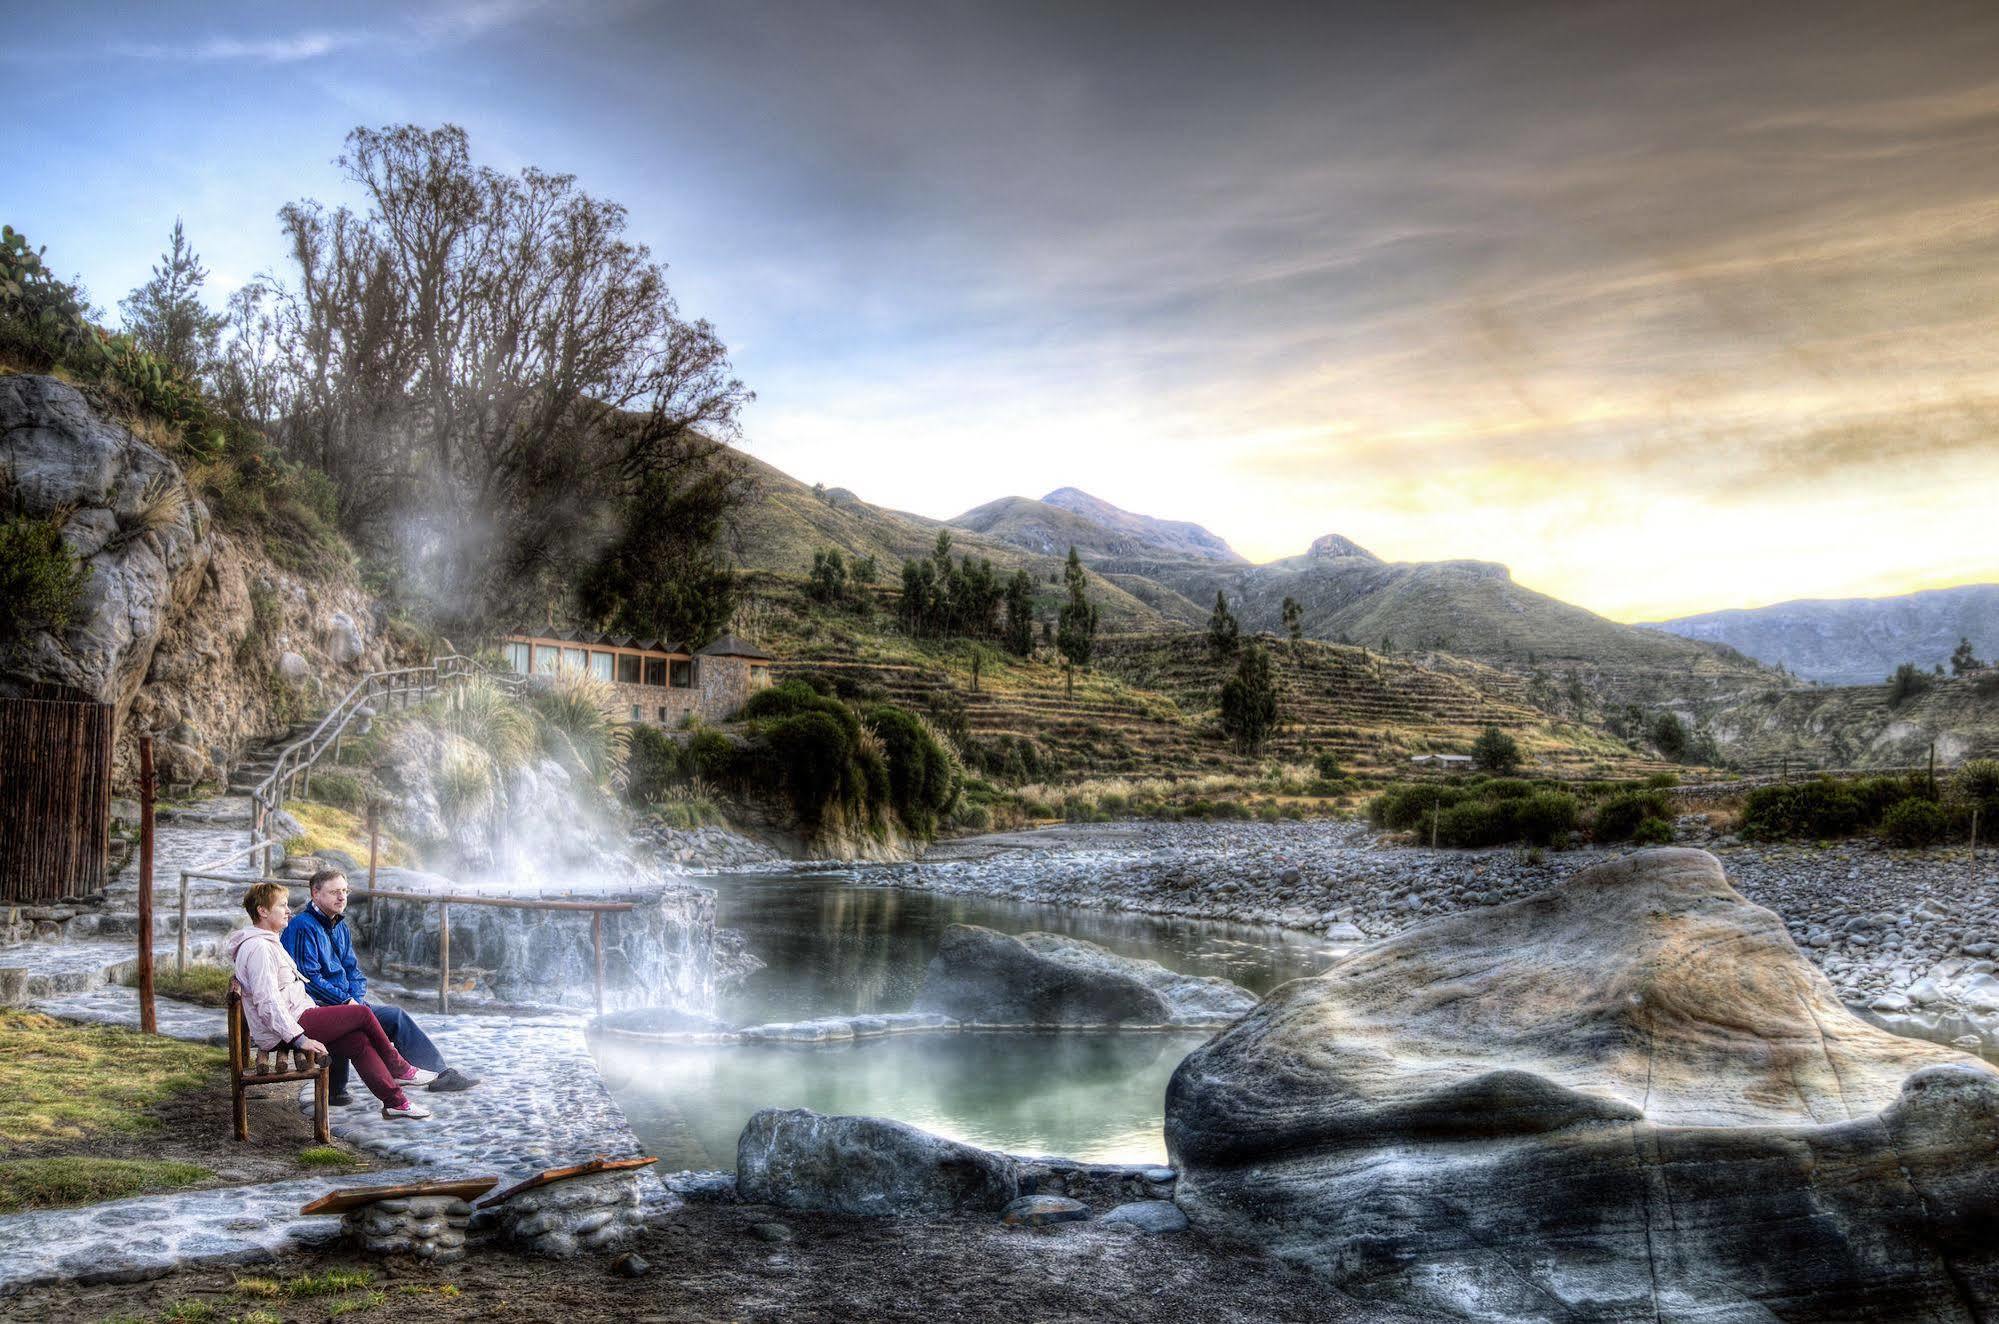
[[478, 1156, 657, 1208], [300, 1176, 501, 1216]]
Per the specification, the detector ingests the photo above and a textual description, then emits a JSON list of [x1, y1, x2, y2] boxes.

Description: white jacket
[[227, 925, 315, 1051]]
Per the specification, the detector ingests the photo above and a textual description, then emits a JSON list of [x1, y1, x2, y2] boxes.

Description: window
[[658, 707, 669, 722], [561, 646, 587, 673], [590, 651, 613, 681], [534, 644, 560, 675], [644, 657, 667, 687], [505, 642, 532, 674], [630, 705, 641, 722], [617, 653, 640, 685], [670, 659, 692, 688]]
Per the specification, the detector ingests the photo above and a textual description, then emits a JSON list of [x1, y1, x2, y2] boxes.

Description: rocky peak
[[1305, 533, 1378, 561]]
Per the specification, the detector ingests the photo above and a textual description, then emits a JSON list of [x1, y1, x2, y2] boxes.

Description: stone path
[[0, 988, 668, 1297], [0, 1168, 432, 1296]]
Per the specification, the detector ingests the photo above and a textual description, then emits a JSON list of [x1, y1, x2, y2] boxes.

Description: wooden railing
[[248, 654, 517, 873]]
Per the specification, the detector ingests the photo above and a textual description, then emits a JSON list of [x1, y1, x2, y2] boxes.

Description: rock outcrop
[[0, 373, 398, 791], [735, 1108, 1021, 1215], [1166, 847, 1999, 1322], [912, 923, 1256, 1027]]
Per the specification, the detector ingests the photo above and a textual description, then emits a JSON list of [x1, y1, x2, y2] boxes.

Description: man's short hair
[[308, 868, 349, 893], [243, 881, 288, 921]]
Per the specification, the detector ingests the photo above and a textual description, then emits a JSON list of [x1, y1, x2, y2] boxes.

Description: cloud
[[110, 31, 366, 63]]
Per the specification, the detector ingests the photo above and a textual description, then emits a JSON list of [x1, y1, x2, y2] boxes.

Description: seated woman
[[227, 882, 435, 1120]]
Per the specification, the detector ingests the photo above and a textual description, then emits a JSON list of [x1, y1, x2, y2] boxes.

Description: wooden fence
[[0, 694, 115, 903]]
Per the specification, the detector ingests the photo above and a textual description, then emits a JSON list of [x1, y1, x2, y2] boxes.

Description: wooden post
[[366, 802, 379, 893], [593, 911, 606, 1018], [437, 903, 450, 1016], [176, 870, 190, 974], [1928, 741, 1938, 799], [137, 736, 157, 1035], [1974, 807, 1982, 862]]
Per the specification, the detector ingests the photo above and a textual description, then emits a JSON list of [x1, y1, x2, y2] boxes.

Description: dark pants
[[299, 1003, 414, 1109], [327, 1003, 444, 1097]]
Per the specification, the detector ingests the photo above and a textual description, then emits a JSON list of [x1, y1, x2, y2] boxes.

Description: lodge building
[[494, 629, 774, 726]]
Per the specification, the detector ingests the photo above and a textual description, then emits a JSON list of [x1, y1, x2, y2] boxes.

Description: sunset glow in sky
[[9, 0, 1999, 620]]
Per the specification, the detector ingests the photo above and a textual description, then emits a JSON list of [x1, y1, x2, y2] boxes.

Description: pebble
[[999, 1195, 1090, 1227], [750, 1221, 794, 1242], [613, 1251, 652, 1278]]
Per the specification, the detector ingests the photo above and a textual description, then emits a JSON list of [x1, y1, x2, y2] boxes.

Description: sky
[[7, 0, 1999, 621]]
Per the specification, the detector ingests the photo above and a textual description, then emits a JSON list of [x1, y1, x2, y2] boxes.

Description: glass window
[[670, 659, 692, 688], [630, 704, 641, 722], [506, 642, 532, 674], [562, 646, 587, 673], [590, 651, 613, 680], [644, 657, 667, 687], [658, 707, 669, 722], [617, 653, 640, 685], [534, 644, 560, 675]]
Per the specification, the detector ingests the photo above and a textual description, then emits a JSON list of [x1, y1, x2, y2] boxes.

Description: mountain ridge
[[1644, 584, 1999, 685]]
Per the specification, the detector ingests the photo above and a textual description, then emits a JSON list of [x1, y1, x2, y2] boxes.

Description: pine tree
[[1003, 569, 1035, 657], [1220, 644, 1278, 755], [1208, 591, 1240, 660], [1951, 637, 1986, 675], [1281, 596, 1303, 642], [120, 219, 226, 378], [1056, 546, 1097, 669]]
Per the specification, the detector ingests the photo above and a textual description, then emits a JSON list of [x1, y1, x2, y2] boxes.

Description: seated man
[[282, 868, 478, 1105]]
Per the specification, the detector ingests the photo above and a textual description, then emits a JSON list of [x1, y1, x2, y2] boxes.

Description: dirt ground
[[18, 1199, 1452, 1324], [7, 1072, 379, 1194]]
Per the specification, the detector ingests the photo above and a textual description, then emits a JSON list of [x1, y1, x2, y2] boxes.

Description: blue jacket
[[281, 904, 366, 1007]]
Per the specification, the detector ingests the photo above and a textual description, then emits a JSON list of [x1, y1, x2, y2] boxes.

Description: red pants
[[299, 1003, 414, 1108]]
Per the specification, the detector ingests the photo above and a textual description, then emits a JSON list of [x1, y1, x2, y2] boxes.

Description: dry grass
[[0, 1010, 223, 1145], [119, 961, 233, 1008], [0, 1157, 212, 1213], [283, 800, 412, 867]]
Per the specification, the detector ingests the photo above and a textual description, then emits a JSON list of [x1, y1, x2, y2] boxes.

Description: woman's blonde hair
[[242, 881, 289, 922]]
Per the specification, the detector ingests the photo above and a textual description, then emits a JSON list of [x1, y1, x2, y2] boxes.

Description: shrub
[[1885, 662, 1933, 707], [308, 771, 366, 812], [1644, 772, 1681, 789], [438, 677, 538, 774], [1369, 783, 1465, 832], [762, 711, 860, 829], [1650, 712, 1689, 761], [865, 704, 961, 835], [1471, 726, 1520, 774], [1511, 791, 1581, 846], [1314, 752, 1344, 780], [624, 724, 682, 806], [1880, 797, 1948, 848], [1631, 818, 1675, 846], [684, 728, 738, 782], [1738, 778, 1864, 841], [0, 514, 90, 645], [525, 670, 627, 785], [1592, 790, 1677, 842]]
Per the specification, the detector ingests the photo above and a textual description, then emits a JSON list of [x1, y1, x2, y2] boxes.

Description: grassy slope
[[740, 574, 1671, 784], [1696, 673, 1999, 772]]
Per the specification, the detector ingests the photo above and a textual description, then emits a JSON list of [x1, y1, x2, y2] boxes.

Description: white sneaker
[[382, 1101, 433, 1121], [400, 1067, 439, 1087]]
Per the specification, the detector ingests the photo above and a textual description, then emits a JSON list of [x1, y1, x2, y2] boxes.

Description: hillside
[[1690, 671, 1999, 772], [721, 453, 1173, 631], [1644, 584, 1999, 685], [728, 571, 1672, 784]]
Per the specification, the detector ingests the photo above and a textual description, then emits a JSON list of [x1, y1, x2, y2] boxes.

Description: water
[[592, 870, 1342, 1170]]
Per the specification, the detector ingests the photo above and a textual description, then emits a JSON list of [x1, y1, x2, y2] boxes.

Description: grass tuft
[[0, 1157, 213, 1213]]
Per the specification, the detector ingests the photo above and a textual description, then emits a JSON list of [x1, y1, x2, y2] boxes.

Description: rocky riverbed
[[859, 819, 1999, 1049]]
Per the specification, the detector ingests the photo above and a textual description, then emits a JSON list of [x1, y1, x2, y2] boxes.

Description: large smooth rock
[[913, 923, 1254, 1027], [1167, 847, 1999, 1322], [735, 1108, 1020, 1216]]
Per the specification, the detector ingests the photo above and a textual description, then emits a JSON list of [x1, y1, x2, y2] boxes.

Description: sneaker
[[382, 1100, 433, 1121], [328, 1091, 355, 1107], [425, 1067, 480, 1093], [398, 1067, 439, 1087]]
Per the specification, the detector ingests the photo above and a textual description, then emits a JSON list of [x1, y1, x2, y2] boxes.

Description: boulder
[[1167, 847, 1999, 1322], [735, 1108, 1020, 1216], [912, 923, 1254, 1027], [323, 611, 364, 666]]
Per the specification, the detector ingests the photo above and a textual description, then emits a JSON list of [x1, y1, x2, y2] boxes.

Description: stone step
[[0, 941, 215, 1003]]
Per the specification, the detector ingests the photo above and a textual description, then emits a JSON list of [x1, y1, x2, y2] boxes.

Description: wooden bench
[[227, 982, 332, 1144]]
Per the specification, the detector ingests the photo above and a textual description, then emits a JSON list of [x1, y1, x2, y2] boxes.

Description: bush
[[1369, 783, 1464, 832], [0, 514, 90, 645], [1592, 790, 1677, 842], [625, 724, 682, 806], [1738, 778, 1864, 841], [1879, 797, 1948, 848], [1314, 752, 1344, 780], [1511, 791, 1581, 846], [865, 704, 961, 835], [525, 671, 627, 785], [308, 771, 366, 812], [1630, 818, 1675, 846], [1885, 662, 1934, 707], [762, 711, 859, 830]]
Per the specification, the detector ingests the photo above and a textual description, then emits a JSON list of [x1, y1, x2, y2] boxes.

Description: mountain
[[1643, 585, 1999, 685], [950, 487, 1245, 564]]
